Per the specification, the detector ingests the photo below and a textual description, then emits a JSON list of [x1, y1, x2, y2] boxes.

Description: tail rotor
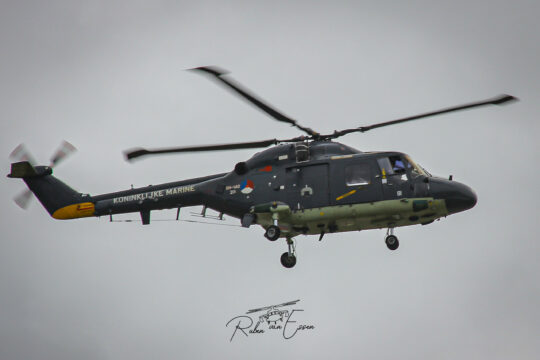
[[9, 141, 77, 209]]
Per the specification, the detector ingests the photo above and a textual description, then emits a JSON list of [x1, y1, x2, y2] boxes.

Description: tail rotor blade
[[14, 189, 33, 209], [9, 144, 37, 165], [50, 140, 77, 167]]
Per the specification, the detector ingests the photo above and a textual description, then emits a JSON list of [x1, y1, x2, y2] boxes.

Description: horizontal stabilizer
[[7, 161, 38, 178]]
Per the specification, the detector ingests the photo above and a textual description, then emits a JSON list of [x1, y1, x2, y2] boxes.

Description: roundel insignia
[[240, 179, 254, 194]]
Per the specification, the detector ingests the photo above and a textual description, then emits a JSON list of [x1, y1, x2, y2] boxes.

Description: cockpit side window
[[377, 156, 409, 176], [390, 156, 407, 174], [345, 164, 371, 186], [377, 157, 394, 176]]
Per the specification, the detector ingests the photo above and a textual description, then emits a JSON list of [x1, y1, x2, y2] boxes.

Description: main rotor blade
[[125, 138, 283, 161], [327, 94, 518, 139], [190, 66, 319, 137]]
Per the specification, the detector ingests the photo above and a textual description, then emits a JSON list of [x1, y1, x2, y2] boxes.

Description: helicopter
[[7, 66, 518, 268]]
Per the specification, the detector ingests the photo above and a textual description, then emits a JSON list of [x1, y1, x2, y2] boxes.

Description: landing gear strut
[[385, 228, 399, 250], [280, 237, 296, 268]]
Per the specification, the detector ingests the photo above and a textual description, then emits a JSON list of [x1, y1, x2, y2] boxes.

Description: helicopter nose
[[445, 184, 477, 214], [429, 178, 477, 215]]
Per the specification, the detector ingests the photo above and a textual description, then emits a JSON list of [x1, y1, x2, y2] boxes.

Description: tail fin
[[8, 161, 94, 219]]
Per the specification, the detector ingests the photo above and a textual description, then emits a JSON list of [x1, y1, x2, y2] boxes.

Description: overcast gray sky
[[1, 1, 539, 359]]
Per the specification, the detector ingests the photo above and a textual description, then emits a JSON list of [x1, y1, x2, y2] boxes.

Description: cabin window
[[345, 164, 371, 186], [377, 156, 409, 176]]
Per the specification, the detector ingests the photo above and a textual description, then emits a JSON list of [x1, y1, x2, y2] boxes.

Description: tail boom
[[9, 161, 228, 223]]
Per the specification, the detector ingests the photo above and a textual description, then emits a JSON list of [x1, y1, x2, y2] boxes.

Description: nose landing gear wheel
[[280, 252, 297, 268], [385, 235, 399, 250], [264, 225, 280, 241]]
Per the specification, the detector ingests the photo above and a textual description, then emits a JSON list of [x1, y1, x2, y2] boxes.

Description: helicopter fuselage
[[35, 140, 477, 239]]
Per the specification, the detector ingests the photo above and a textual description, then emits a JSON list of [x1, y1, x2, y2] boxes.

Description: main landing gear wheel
[[385, 235, 399, 250], [264, 225, 280, 241], [280, 252, 297, 268]]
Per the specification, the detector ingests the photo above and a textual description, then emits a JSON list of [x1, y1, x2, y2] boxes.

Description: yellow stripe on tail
[[52, 202, 95, 220]]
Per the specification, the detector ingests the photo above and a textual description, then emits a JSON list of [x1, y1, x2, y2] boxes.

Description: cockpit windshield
[[404, 155, 428, 177], [377, 154, 429, 178]]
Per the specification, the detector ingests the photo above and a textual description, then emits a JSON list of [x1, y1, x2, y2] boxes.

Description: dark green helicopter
[[8, 67, 517, 268]]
